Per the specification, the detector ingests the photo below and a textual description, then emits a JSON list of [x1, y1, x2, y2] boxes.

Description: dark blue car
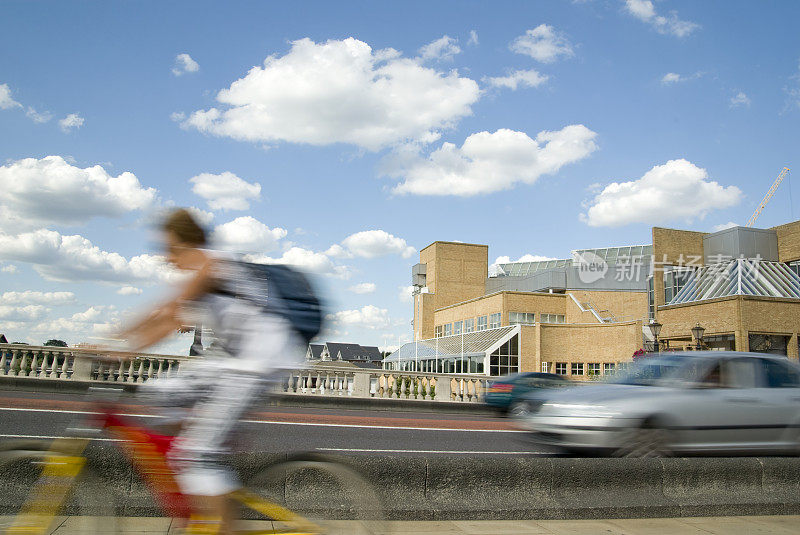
[[484, 372, 569, 415]]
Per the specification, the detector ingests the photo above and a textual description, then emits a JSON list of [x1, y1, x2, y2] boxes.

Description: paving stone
[[452, 519, 551, 534]]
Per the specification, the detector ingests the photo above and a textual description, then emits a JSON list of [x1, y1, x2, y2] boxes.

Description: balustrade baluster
[[20, 351, 32, 377], [57, 352, 69, 378], [9, 350, 20, 376], [0, 350, 8, 376], [135, 359, 145, 383]]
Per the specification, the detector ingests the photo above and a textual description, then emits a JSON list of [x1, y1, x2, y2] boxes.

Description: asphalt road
[[0, 390, 547, 456]]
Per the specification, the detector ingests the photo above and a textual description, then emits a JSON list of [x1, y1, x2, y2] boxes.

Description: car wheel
[[508, 401, 532, 418], [614, 424, 673, 458]]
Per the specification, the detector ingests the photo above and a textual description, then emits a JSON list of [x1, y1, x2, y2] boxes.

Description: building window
[[555, 362, 567, 375], [434, 325, 443, 338], [509, 312, 535, 325], [664, 266, 693, 304], [647, 275, 655, 320], [453, 321, 463, 335], [489, 313, 501, 329], [588, 363, 600, 376], [541, 362, 549, 373], [464, 318, 475, 333], [571, 362, 584, 376], [489, 334, 519, 376], [477, 316, 487, 331], [604, 363, 615, 375], [444, 323, 452, 336], [789, 261, 800, 278], [540, 313, 565, 324]]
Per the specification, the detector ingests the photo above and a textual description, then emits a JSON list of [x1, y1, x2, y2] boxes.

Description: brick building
[[384, 220, 800, 379]]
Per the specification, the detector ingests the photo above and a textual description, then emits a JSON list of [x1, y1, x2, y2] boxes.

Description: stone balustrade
[[0, 344, 490, 402]]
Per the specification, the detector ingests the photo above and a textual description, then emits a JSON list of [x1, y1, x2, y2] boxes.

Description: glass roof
[[667, 259, 800, 305], [493, 244, 652, 277], [384, 325, 519, 362]]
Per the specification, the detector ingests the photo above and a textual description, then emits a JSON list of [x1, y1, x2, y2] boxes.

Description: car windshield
[[610, 355, 709, 386]]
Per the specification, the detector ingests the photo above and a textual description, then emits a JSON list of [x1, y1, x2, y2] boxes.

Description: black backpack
[[236, 262, 324, 344]]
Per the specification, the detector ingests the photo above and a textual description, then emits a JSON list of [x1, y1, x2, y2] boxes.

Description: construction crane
[[745, 166, 791, 227]]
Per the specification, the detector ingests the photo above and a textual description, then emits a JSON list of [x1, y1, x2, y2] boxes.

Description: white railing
[[0, 344, 489, 402]]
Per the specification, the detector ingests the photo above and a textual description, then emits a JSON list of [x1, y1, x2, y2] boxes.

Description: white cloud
[[484, 69, 549, 90], [493, 254, 558, 265], [0, 156, 157, 229], [712, 221, 739, 232], [581, 159, 742, 227], [510, 25, 574, 63], [71, 306, 103, 323], [117, 286, 143, 295], [1, 291, 75, 305], [186, 207, 215, 226], [182, 37, 480, 151], [59, 113, 84, 133], [418, 35, 461, 62], [0, 83, 22, 110], [341, 230, 416, 258], [172, 53, 200, 76], [661, 72, 682, 84], [324, 244, 351, 258], [170, 111, 186, 122], [384, 125, 598, 197], [247, 246, 350, 279], [189, 171, 261, 211], [0, 228, 176, 284], [0, 305, 48, 322], [211, 216, 287, 252], [1, 265, 18, 274], [730, 91, 751, 108], [467, 30, 479, 46], [624, 0, 700, 38], [348, 282, 376, 294], [25, 107, 52, 123], [327, 305, 391, 330], [398, 285, 414, 303]]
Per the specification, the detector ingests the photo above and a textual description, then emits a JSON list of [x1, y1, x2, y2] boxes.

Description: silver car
[[514, 351, 800, 457]]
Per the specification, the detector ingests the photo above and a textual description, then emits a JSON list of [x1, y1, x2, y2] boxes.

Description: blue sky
[[1, 0, 799, 353]]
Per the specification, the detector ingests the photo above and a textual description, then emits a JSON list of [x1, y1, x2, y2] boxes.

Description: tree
[[44, 339, 68, 347]]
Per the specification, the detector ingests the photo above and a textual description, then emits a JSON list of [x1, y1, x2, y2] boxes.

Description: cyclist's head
[[162, 209, 207, 269]]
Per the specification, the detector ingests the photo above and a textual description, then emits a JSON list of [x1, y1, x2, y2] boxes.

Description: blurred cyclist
[[117, 208, 304, 534]]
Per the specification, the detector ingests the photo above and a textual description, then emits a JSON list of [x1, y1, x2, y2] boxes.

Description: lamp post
[[691, 323, 705, 351], [649, 320, 662, 353]]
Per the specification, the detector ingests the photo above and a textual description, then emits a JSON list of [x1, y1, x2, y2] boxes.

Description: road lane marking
[[0, 407, 527, 433], [318, 448, 544, 454]]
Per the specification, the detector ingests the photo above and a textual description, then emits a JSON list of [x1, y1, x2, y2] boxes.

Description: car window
[[697, 363, 723, 388], [722, 358, 759, 388], [761, 359, 800, 388]]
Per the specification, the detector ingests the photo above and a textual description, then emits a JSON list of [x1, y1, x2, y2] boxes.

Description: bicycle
[[0, 365, 388, 535]]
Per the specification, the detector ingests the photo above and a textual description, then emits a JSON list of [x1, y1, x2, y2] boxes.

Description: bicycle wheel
[[238, 453, 389, 535], [0, 440, 119, 535]]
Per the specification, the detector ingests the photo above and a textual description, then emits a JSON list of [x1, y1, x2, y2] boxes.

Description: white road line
[[0, 407, 526, 433], [318, 447, 544, 454], [0, 433, 120, 442]]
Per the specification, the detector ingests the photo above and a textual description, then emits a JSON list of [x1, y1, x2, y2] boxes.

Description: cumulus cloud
[[0, 229, 176, 284], [510, 25, 574, 63], [189, 171, 262, 211], [712, 221, 739, 232], [327, 305, 391, 329], [58, 113, 84, 133], [581, 159, 742, 227], [341, 230, 416, 258], [1, 291, 75, 305], [624, 0, 700, 38], [211, 216, 287, 252], [25, 107, 52, 123], [729, 91, 751, 108], [348, 282, 376, 294], [418, 35, 461, 62], [0, 156, 156, 230], [467, 30, 479, 46], [384, 125, 598, 196], [172, 53, 200, 76], [484, 69, 549, 90], [247, 246, 350, 279], [181, 37, 480, 151], [0, 83, 22, 110], [0, 305, 48, 322], [117, 286, 143, 295], [186, 207, 215, 226], [398, 285, 415, 303]]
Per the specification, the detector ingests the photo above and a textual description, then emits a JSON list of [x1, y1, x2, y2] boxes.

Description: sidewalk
[[25, 515, 800, 534]]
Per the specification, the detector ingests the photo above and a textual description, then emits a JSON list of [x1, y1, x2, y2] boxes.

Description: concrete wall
[[566, 290, 648, 323], [5, 445, 799, 520]]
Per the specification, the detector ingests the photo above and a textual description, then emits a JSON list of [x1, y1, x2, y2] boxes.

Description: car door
[[753, 358, 800, 451], [716, 357, 777, 449]]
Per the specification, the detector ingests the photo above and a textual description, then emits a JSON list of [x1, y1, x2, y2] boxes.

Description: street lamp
[[649, 320, 662, 352], [691, 323, 705, 351]]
